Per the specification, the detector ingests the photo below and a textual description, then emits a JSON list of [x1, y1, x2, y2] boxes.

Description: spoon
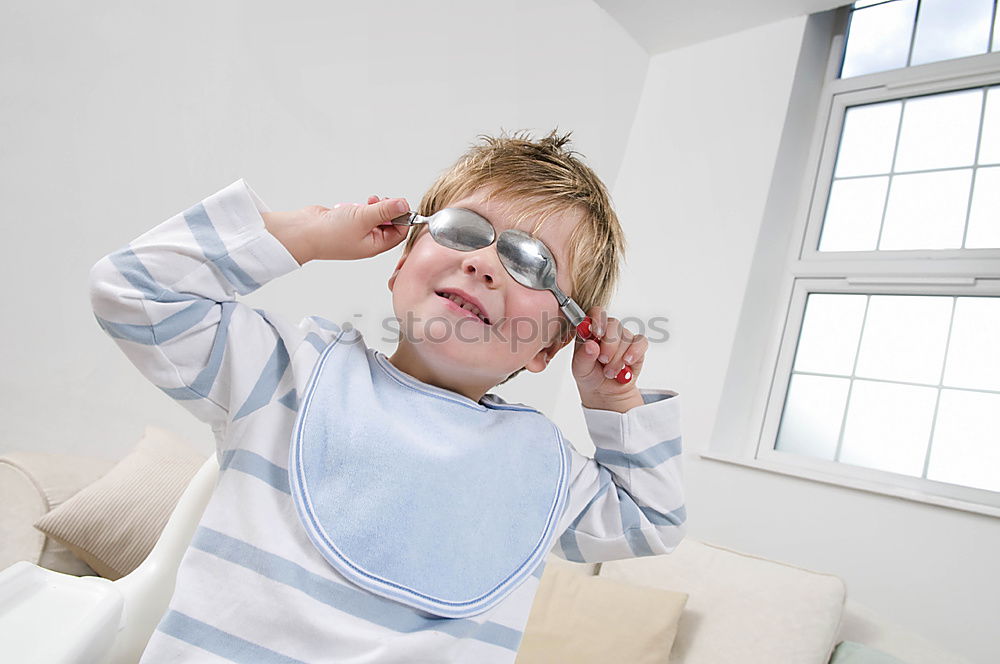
[[498, 229, 633, 385]]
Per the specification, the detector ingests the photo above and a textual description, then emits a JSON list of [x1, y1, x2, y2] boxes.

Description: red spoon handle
[[576, 317, 633, 384]]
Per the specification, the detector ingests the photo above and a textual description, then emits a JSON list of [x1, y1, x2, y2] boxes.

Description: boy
[[89, 130, 686, 663]]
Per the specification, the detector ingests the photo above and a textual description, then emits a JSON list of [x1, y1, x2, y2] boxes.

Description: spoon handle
[[386, 212, 420, 226], [576, 317, 633, 384]]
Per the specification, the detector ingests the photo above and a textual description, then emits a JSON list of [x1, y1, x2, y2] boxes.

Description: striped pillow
[[33, 425, 206, 580]]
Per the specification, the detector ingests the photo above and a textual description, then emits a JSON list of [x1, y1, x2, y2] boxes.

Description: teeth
[[452, 295, 481, 318], [441, 292, 487, 323]]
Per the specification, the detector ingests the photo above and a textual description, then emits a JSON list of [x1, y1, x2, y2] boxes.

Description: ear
[[387, 251, 408, 292], [388, 226, 429, 292], [523, 328, 575, 374]]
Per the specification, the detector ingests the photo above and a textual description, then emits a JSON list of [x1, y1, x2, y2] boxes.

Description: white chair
[[0, 454, 220, 664]]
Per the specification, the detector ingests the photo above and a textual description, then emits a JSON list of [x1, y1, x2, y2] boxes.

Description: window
[[707, 1, 1000, 516]]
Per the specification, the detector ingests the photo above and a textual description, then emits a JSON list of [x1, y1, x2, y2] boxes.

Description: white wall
[[0, 0, 646, 460], [611, 14, 998, 664]]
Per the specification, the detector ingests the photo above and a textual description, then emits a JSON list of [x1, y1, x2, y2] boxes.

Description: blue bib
[[289, 328, 570, 618]]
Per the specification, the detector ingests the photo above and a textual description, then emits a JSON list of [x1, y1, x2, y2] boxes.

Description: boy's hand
[[571, 306, 648, 413], [302, 195, 411, 261]]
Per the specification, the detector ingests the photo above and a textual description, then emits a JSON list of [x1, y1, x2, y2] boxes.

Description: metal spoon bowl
[[389, 208, 495, 252]]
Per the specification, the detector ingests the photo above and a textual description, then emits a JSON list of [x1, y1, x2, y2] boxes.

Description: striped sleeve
[[88, 179, 305, 440], [551, 388, 687, 563]]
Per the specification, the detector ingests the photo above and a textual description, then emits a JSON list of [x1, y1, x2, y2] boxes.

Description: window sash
[[754, 278, 1000, 516], [799, 53, 1000, 269]]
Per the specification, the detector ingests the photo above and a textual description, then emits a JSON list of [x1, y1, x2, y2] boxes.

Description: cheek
[[402, 244, 444, 279], [504, 294, 562, 347]]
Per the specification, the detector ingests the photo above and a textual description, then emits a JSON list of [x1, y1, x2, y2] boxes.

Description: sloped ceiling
[[594, 0, 849, 54]]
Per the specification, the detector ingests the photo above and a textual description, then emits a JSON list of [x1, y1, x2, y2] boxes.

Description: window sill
[[697, 450, 1000, 518]]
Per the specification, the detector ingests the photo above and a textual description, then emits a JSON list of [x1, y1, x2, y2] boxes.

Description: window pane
[[966, 166, 1000, 247], [942, 297, 1000, 391], [979, 87, 1000, 165], [927, 389, 1000, 491], [842, 0, 918, 78], [855, 295, 952, 384], [835, 102, 902, 177], [775, 374, 850, 460], [879, 169, 972, 250], [839, 379, 938, 476], [793, 294, 868, 374], [910, 0, 994, 66], [819, 177, 889, 251], [894, 89, 982, 172]]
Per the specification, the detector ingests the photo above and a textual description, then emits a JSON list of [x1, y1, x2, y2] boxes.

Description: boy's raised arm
[[88, 179, 307, 440], [550, 389, 687, 563]]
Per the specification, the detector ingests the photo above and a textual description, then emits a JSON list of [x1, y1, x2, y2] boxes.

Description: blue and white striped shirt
[[89, 179, 686, 663]]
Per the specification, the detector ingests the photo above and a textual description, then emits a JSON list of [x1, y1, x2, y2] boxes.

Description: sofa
[[0, 427, 974, 664]]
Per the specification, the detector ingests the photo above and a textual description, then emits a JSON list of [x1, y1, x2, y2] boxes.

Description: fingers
[[583, 306, 646, 380], [336, 196, 396, 210], [597, 319, 631, 379], [618, 333, 648, 376], [590, 307, 609, 339]]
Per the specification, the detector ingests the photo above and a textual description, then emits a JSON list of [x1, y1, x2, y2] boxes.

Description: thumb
[[354, 197, 410, 254], [355, 197, 409, 228], [571, 338, 602, 380]]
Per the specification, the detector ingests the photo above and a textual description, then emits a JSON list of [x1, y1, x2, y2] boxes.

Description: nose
[[460, 248, 501, 286]]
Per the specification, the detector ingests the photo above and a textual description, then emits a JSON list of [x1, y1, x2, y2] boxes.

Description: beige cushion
[[515, 556, 688, 663], [599, 537, 846, 664], [33, 426, 206, 580], [0, 451, 115, 575]]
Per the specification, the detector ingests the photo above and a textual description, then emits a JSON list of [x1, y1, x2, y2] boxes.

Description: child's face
[[386, 188, 581, 401]]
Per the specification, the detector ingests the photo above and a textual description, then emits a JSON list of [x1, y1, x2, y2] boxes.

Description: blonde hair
[[402, 129, 627, 385]]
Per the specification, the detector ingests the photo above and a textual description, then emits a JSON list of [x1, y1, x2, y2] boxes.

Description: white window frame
[[704, 4, 1000, 518]]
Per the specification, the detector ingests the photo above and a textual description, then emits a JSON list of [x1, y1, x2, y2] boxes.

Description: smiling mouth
[[435, 292, 491, 325]]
